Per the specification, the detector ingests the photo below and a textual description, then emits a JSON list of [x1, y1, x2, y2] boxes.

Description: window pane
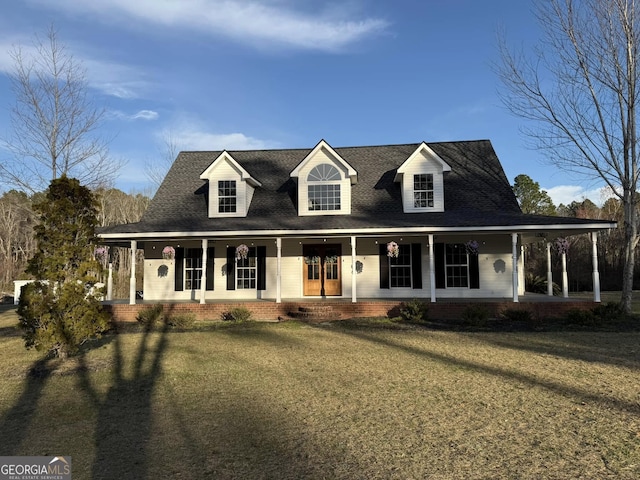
[[308, 184, 341, 211], [184, 248, 203, 290], [390, 244, 412, 288], [218, 180, 237, 213], [237, 247, 257, 289], [308, 164, 341, 181], [413, 174, 434, 208], [307, 264, 319, 280], [445, 244, 469, 288]]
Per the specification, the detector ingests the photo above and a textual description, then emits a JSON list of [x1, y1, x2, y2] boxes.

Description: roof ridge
[[177, 139, 492, 155]]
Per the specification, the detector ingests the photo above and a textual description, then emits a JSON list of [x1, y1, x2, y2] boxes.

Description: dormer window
[[308, 164, 341, 211], [413, 174, 434, 208], [395, 143, 451, 213], [200, 151, 261, 218], [218, 180, 237, 213]]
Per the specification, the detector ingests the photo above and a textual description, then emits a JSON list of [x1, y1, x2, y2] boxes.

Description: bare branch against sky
[[0, 25, 122, 193], [496, 0, 640, 311]]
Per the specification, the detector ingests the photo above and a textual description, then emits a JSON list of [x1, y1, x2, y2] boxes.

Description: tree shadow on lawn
[[76, 319, 169, 480], [0, 357, 54, 456], [76, 316, 334, 479], [474, 332, 640, 371], [337, 316, 640, 370], [324, 324, 640, 416]]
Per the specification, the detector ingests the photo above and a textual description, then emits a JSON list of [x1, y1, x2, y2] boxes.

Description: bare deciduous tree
[[496, 0, 640, 312], [0, 191, 36, 294], [145, 130, 180, 191], [1, 25, 120, 193], [95, 187, 150, 227]]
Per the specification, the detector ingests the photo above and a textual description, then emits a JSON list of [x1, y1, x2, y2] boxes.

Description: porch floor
[[103, 292, 598, 305], [103, 293, 599, 323]]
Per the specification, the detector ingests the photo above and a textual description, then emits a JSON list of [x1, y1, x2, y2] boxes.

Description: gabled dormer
[[199, 151, 262, 218], [290, 140, 357, 216], [394, 142, 451, 213]]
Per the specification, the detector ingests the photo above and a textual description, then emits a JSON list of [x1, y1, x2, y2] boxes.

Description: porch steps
[[288, 304, 341, 322]]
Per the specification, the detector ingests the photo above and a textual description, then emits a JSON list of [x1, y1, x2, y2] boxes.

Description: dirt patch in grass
[[0, 312, 639, 478]]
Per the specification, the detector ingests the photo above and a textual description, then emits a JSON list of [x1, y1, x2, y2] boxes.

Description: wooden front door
[[302, 244, 342, 296]]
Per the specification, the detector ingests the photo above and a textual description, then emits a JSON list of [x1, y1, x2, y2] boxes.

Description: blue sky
[[0, 0, 610, 205]]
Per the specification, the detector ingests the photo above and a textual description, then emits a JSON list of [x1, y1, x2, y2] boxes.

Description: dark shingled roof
[[102, 140, 613, 235]]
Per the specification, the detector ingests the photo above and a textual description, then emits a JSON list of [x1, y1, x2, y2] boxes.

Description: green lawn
[[1, 305, 640, 479]]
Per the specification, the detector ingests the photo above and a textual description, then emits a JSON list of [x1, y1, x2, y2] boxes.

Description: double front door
[[302, 244, 342, 296]]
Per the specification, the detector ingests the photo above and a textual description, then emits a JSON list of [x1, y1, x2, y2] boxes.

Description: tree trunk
[[621, 188, 638, 313]]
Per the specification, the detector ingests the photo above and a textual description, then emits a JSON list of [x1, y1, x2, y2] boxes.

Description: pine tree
[[18, 176, 109, 358]]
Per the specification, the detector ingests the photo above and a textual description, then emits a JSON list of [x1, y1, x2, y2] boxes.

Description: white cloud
[[0, 37, 38, 74], [83, 58, 152, 99], [159, 123, 278, 151], [131, 110, 159, 121], [545, 184, 616, 207], [25, 0, 389, 52], [108, 109, 159, 121], [0, 35, 152, 99], [0, 47, 14, 73], [180, 131, 275, 151]]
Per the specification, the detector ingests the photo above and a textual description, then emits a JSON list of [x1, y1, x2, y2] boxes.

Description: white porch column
[[200, 239, 208, 304], [428, 234, 436, 302], [276, 237, 282, 303], [561, 252, 568, 298], [107, 262, 113, 301], [591, 232, 601, 303], [351, 236, 357, 303], [129, 240, 137, 305], [511, 233, 519, 303], [546, 241, 553, 296]]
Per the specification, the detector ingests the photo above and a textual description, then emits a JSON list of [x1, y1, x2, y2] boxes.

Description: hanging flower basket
[[162, 246, 175, 260], [555, 238, 570, 255], [465, 240, 479, 255], [236, 244, 249, 260], [387, 241, 399, 258], [94, 246, 108, 262]]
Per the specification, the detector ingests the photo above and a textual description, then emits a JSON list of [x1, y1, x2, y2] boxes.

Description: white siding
[[434, 235, 514, 299], [297, 148, 352, 216], [141, 235, 518, 302], [143, 240, 203, 301], [401, 150, 445, 213], [204, 159, 250, 218]]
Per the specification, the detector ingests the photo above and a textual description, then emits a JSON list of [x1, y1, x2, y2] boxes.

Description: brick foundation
[[103, 299, 596, 323]]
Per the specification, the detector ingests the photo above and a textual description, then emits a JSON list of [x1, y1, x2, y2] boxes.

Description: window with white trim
[[445, 243, 469, 287], [390, 244, 412, 287], [414, 174, 434, 208], [218, 180, 237, 213], [184, 248, 203, 290], [307, 164, 341, 211], [237, 247, 257, 289]]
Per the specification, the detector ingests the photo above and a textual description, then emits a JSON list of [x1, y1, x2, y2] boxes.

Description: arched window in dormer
[[307, 164, 341, 211], [308, 164, 341, 182]]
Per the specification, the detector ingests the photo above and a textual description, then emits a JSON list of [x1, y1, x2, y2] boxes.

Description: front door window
[[302, 244, 342, 296]]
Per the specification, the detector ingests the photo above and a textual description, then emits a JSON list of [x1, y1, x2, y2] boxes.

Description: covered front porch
[[100, 230, 605, 307]]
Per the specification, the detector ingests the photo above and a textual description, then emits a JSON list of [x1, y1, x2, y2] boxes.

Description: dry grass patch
[[0, 307, 639, 479]]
